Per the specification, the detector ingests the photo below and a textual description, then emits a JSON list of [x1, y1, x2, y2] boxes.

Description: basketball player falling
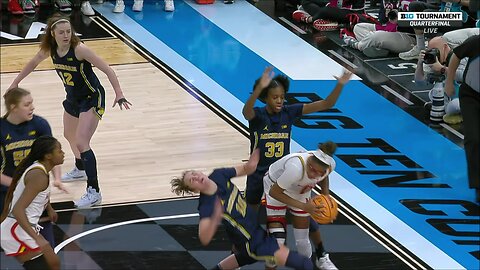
[[263, 141, 338, 269]]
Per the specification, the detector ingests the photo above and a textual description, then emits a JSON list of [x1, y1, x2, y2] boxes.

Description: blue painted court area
[[94, 1, 479, 269]]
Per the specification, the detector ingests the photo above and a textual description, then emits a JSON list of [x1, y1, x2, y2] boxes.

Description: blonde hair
[[170, 171, 195, 196], [3, 87, 31, 118], [40, 14, 81, 56]]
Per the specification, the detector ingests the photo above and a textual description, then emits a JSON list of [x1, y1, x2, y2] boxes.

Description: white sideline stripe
[[54, 213, 199, 253], [327, 50, 358, 69], [381, 85, 414, 105], [278, 17, 307, 35]]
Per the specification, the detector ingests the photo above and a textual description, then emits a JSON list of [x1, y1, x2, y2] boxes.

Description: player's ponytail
[[318, 141, 337, 157], [0, 136, 58, 222]]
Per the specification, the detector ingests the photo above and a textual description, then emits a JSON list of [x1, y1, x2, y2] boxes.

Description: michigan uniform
[[198, 168, 279, 264], [246, 104, 304, 204], [0, 162, 50, 256], [0, 115, 52, 211], [52, 46, 105, 119]]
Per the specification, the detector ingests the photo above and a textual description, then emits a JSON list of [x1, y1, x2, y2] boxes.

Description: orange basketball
[[311, 194, 338, 224]]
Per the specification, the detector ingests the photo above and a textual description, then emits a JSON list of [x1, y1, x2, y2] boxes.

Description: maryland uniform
[[245, 104, 304, 204], [52, 46, 105, 119], [0, 162, 50, 256], [263, 152, 334, 217], [0, 115, 52, 211], [198, 168, 279, 264]]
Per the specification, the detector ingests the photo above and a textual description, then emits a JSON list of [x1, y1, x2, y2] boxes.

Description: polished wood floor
[[1, 38, 250, 206]]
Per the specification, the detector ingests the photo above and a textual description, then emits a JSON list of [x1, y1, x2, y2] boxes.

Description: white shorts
[[0, 217, 41, 256], [263, 174, 310, 217]]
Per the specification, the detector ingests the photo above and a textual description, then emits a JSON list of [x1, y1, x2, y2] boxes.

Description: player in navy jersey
[[170, 150, 313, 270], [8, 14, 132, 208], [1, 87, 67, 249], [242, 67, 352, 269]]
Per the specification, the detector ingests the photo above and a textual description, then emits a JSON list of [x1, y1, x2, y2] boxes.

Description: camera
[[423, 48, 440, 64]]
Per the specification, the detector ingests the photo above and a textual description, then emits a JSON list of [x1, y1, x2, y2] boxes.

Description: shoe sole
[[61, 177, 87, 182], [74, 199, 102, 209]]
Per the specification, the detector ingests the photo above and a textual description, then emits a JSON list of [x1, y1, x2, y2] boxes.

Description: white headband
[[51, 19, 70, 28], [313, 149, 336, 170]]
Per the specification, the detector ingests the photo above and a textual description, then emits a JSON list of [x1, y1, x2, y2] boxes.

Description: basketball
[[311, 194, 338, 224]]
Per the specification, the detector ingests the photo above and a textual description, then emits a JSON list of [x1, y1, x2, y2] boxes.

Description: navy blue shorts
[[235, 227, 279, 264], [63, 89, 105, 119], [245, 169, 267, 205]]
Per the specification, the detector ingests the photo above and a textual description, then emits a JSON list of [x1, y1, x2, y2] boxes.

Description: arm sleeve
[[276, 157, 304, 191], [287, 103, 304, 118]]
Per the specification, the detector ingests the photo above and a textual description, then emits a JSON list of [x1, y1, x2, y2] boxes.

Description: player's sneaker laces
[[61, 167, 87, 182], [164, 0, 174, 11], [399, 45, 421, 60], [55, 0, 72, 12], [313, 19, 338, 31], [316, 254, 338, 270], [113, 0, 125, 12], [74, 187, 102, 208], [81, 1, 94, 15], [132, 0, 143, 11]]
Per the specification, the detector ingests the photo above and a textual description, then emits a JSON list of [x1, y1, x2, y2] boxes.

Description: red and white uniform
[[263, 151, 335, 217], [1, 162, 50, 256]]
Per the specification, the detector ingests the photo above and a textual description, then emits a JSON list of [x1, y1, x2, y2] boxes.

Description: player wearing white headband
[[263, 141, 338, 270]]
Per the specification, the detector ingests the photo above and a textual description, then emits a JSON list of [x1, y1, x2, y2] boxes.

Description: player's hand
[[47, 208, 58, 223], [7, 83, 18, 91], [113, 95, 132, 110], [334, 70, 353, 85], [304, 198, 326, 216], [257, 66, 274, 90]]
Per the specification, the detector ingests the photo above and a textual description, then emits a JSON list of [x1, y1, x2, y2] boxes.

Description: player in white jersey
[[0, 136, 64, 270], [263, 141, 338, 270]]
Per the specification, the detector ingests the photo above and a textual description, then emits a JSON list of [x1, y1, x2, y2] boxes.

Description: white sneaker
[[81, 1, 95, 16], [74, 187, 102, 208], [164, 0, 174, 12], [132, 0, 143, 11], [315, 254, 338, 270], [399, 45, 421, 60], [61, 167, 87, 182], [113, 0, 125, 13]]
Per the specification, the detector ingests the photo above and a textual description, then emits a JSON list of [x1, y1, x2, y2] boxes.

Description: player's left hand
[[113, 95, 132, 110], [334, 69, 353, 85], [47, 208, 58, 223]]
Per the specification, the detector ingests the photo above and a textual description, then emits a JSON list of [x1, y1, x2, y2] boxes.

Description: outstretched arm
[[242, 67, 274, 120], [302, 70, 352, 114], [75, 43, 131, 110], [8, 50, 49, 90]]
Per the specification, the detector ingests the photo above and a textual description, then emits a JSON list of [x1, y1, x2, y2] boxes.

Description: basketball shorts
[[0, 217, 41, 256], [245, 170, 267, 205], [63, 86, 105, 119], [263, 174, 310, 217]]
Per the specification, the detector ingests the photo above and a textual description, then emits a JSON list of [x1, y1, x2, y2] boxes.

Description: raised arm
[[242, 67, 274, 120], [8, 50, 49, 90], [75, 43, 131, 109], [302, 70, 352, 115]]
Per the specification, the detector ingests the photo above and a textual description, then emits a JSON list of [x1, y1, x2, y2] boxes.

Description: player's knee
[[293, 228, 312, 258], [267, 216, 287, 245]]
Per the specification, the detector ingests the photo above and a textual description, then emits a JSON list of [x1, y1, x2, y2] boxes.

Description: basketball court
[[1, 1, 478, 269]]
